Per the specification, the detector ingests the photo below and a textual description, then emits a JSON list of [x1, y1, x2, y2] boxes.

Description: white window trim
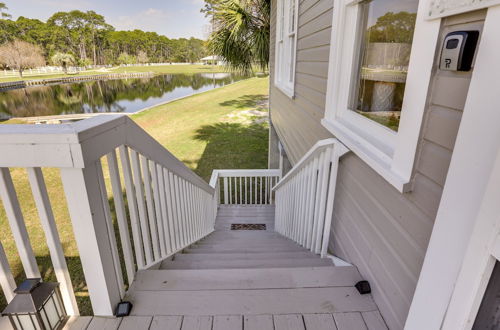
[[323, 0, 441, 192], [274, 0, 299, 98]]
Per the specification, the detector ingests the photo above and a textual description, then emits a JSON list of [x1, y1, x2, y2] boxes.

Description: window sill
[[321, 118, 412, 193], [275, 83, 295, 99]]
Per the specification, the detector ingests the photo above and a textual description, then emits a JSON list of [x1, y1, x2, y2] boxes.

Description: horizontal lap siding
[[270, 0, 333, 164], [270, 0, 485, 328]]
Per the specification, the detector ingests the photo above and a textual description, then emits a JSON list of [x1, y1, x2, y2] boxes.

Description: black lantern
[[2, 278, 67, 330]]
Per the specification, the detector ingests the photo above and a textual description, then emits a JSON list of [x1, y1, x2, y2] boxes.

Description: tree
[[51, 52, 76, 73], [0, 2, 11, 19], [207, 0, 270, 73], [137, 50, 149, 64], [368, 11, 417, 43], [0, 40, 45, 77], [117, 52, 136, 65], [0, 9, 207, 66]]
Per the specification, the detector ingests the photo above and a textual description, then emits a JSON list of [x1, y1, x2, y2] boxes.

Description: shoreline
[[7, 77, 255, 124]]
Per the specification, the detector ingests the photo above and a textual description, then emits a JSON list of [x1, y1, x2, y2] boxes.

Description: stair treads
[[128, 287, 378, 316], [174, 252, 318, 261], [159, 257, 332, 270], [184, 246, 306, 254], [192, 241, 300, 248], [130, 267, 362, 291]]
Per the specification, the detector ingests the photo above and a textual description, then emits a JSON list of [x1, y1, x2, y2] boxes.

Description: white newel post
[[60, 164, 122, 316]]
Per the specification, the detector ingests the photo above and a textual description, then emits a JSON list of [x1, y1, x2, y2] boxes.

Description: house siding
[[270, 0, 333, 164], [269, 1, 486, 328]]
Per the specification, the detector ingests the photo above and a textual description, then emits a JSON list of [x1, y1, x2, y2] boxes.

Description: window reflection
[[351, 0, 418, 131]]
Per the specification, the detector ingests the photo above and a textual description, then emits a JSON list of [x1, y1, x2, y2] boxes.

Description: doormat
[[231, 224, 266, 230]]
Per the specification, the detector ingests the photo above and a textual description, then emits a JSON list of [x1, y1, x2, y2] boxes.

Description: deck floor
[[64, 312, 387, 330], [61, 205, 387, 330]]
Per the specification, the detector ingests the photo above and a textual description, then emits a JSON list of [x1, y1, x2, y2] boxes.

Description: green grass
[[0, 65, 229, 83], [0, 76, 269, 315]]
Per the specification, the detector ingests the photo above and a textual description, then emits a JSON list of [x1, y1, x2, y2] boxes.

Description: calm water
[[0, 73, 248, 119]]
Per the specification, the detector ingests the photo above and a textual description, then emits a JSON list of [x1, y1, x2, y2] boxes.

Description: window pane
[[350, 0, 418, 131], [289, 0, 296, 33]]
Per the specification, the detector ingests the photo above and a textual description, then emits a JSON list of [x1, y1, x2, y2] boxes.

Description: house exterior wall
[[269, 0, 486, 328], [269, 0, 333, 165]]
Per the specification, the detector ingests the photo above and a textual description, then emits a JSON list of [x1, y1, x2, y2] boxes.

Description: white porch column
[[405, 6, 500, 329]]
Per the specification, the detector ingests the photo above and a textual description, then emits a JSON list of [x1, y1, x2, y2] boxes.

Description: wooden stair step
[[192, 241, 300, 249], [184, 245, 306, 254], [192, 239, 299, 246], [130, 266, 362, 291], [159, 257, 332, 270], [127, 287, 377, 316], [174, 252, 317, 262]]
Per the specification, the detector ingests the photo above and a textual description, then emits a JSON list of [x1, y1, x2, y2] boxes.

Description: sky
[[4, 0, 210, 39]]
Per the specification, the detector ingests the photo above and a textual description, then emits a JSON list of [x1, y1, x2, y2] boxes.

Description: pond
[[0, 73, 248, 120]]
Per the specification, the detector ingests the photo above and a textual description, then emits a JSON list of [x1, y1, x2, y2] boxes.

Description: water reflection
[[0, 73, 247, 119]]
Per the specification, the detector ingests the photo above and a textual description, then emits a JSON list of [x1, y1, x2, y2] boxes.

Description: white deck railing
[[273, 139, 349, 258], [210, 169, 281, 205], [0, 115, 217, 316]]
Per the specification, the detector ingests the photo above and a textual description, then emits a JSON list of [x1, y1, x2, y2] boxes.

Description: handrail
[[273, 138, 349, 258], [210, 169, 281, 205], [273, 138, 348, 190], [0, 115, 217, 316], [0, 115, 213, 194]]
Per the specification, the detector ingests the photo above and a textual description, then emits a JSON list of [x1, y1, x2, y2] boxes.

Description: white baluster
[[0, 168, 40, 279], [130, 151, 153, 265], [0, 241, 16, 302], [141, 156, 160, 261], [150, 162, 166, 258], [106, 152, 135, 284], [27, 167, 79, 315], [119, 146, 145, 268]]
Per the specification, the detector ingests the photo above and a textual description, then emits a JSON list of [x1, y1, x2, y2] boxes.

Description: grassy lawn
[[0, 65, 229, 83], [0, 76, 269, 315]]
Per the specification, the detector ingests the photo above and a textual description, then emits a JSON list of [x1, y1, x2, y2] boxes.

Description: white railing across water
[[273, 139, 349, 258], [0, 115, 217, 316], [210, 169, 281, 205]]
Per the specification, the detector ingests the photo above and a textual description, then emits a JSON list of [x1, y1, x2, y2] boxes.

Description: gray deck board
[[87, 317, 122, 330], [244, 315, 274, 330], [213, 315, 243, 330], [333, 312, 368, 330], [274, 314, 306, 330], [361, 311, 388, 330], [128, 287, 377, 315], [173, 251, 318, 261], [303, 314, 338, 330], [131, 267, 361, 291], [63, 316, 93, 330], [118, 316, 152, 330], [160, 257, 332, 269], [181, 316, 212, 330], [149, 316, 183, 330]]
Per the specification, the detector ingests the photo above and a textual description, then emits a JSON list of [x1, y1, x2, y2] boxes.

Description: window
[[275, 0, 298, 97], [351, 0, 418, 131], [323, 0, 441, 192]]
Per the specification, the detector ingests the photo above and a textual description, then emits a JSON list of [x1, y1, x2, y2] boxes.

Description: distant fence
[[0, 72, 154, 91], [119, 62, 207, 67]]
